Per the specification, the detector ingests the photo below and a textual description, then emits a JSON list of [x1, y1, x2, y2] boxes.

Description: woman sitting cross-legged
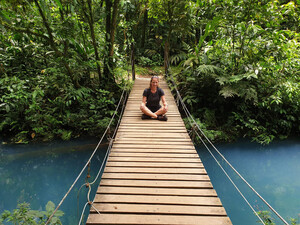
[[140, 76, 168, 121]]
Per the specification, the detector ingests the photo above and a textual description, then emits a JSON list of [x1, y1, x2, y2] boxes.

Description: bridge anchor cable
[[45, 82, 129, 225], [166, 70, 289, 225]]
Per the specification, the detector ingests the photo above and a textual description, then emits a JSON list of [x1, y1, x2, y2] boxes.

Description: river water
[[0, 138, 299, 224], [0, 138, 107, 224], [197, 138, 300, 225]]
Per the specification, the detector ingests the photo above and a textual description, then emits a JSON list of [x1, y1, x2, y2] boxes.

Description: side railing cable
[[45, 83, 129, 225], [77, 88, 129, 225], [165, 70, 289, 225]]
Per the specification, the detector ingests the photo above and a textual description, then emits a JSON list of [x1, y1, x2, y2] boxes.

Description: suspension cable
[[77, 55, 132, 224], [77, 89, 129, 225], [166, 69, 289, 225], [45, 84, 128, 225], [195, 130, 265, 225]]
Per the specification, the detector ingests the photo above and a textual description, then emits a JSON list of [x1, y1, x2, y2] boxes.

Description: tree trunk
[[164, 40, 170, 75], [87, 0, 102, 79], [109, 0, 120, 57], [141, 9, 148, 49], [103, 0, 112, 80], [131, 43, 135, 81], [104, 0, 120, 88], [34, 0, 78, 87]]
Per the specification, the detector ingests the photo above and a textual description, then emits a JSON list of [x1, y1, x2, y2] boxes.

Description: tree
[[148, 0, 191, 73], [78, 0, 102, 80], [103, 0, 120, 87]]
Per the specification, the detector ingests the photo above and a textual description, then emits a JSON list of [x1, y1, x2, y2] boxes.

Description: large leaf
[[45, 201, 55, 212], [53, 0, 63, 11]]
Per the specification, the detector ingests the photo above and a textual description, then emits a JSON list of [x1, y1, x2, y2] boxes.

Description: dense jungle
[[0, 0, 299, 144]]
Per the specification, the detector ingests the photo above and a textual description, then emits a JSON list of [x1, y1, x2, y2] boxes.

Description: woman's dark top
[[143, 87, 165, 112]]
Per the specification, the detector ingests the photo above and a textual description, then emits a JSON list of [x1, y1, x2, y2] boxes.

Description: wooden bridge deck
[[86, 78, 232, 225]]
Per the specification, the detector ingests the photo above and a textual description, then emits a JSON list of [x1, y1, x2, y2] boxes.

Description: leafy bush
[[138, 54, 163, 67], [0, 71, 120, 143], [256, 211, 299, 225], [138, 56, 154, 67], [168, 6, 300, 144], [0, 201, 64, 225]]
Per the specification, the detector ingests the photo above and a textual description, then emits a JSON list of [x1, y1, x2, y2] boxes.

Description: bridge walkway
[[86, 78, 232, 225]]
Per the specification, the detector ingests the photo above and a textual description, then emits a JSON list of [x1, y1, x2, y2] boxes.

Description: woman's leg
[[154, 106, 168, 116], [140, 104, 158, 118]]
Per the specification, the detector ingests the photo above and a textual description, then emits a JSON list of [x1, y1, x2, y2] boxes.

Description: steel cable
[[77, 89, 129, 225], [166, 70, 289, 225], [45, 84, 128, 225]]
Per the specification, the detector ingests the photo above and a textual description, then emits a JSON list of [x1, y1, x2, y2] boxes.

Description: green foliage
[[138, 56, 155, 67], [256, 211, 299, 225], [138, 55, 163, 67], [167, 0, 300, 144], [183, 117, 229, 143], [257, 211, 275, 225], [0, 0, 130, 143], [135, 66, 151, 76], [0, 201, 64, 225], [1, 0, 299, 145], [0, 71, 121, 143]]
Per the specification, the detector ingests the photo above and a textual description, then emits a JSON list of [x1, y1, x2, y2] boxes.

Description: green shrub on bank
[[0, 201, 64, 225], [257, 211, 299, 225], [0, 70, 122, 143]]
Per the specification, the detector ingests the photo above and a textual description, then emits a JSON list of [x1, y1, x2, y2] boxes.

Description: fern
[[182, 54, 198, 68], [195, 64, 224, 76], [242, 86, 258, 103], [170, 52, 188, 65], [219, 86, 239, 98]]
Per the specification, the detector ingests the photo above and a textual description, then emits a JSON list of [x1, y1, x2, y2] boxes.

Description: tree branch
[[33, 0, 62, 56], [2, 22, 49, 40]]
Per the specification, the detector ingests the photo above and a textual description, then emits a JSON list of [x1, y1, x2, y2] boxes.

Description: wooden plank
[[107, 157, 201, 163], [97, 187, 217, 196], [120, 121, 184, 125], [118, 125, 186, 129], [101, 173, 210, 181], [117, 127, 187, 131], [90, 203, 226, 215], [116, 133, 190, 138], [105, 161, 204, 168], [113, 141, 192, 145], [112, 144, 195, 149], [121, 114, 181, 118], [100, 179, 213, 188], [114, 138, 191, 142], [103, 167, 207, 174], [93, 194, 222, 206], [86, 214, 232, 225], [116, 129, 189, 133], [109, 152, 199, 158], [110, 148, 197, 153]]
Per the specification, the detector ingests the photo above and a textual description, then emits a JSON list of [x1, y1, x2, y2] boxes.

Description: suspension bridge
[[85, 78, 232, 224], [46, 76, 289, 225]]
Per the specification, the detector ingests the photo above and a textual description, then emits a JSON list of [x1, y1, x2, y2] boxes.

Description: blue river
[[0, 138, 299, 224], [0, 138, 106, 224], [197, 138, 300, 225]]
